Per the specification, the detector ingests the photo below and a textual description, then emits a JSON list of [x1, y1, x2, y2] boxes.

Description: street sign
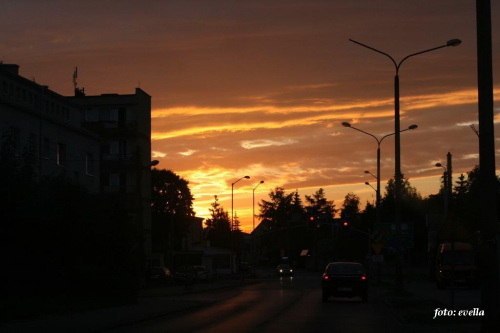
[[374, 223, 414, 249], [371, 243, 384, 255]]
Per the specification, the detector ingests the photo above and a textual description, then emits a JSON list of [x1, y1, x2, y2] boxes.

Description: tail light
[[361, 276, 366, 280], [323, 274, 329, 280]]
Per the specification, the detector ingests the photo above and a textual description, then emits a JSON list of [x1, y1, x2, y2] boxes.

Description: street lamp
[[365, 181, 377, 193], [349, 38, 461, 291], [253, 180, 264, 231], [231, 176, 250, 231], [342, 121, 417, 224]]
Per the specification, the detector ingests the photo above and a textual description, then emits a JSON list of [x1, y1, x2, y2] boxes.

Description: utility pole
[[476, 0, 499, 331]]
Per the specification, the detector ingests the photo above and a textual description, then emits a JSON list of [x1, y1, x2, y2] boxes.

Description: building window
[[86, 153, 95, 175], [57, 143, 66, 167], [99, 108, 119, 122]]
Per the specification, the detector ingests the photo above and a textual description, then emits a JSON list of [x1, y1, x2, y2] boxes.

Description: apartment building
[[70, 89, 154, 259], [1, 63, 154, 264], [0, 63, 100, 192]]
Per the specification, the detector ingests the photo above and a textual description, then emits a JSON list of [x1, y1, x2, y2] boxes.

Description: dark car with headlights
[[276, 264, 293, 276], [321, 262, 368, 303]]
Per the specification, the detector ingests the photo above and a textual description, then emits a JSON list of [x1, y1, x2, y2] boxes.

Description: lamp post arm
[[349, 125, 381, 145], [232, 176, 244, 186], [379, 132, 395, 145], [350, 39, 450, 74], [349, 39, 397, 70], [397, 44, 448, 71]]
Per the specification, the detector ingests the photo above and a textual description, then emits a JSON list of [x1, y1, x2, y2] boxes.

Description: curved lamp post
[[349, 38, 461, 291], [365, 181, 377, 192], [231, 176, 250, 231], [342, 122, 417, 224], [253, 180, 264, 231]]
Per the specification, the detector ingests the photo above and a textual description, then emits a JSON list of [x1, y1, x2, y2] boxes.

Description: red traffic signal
[[341, 221, 350, 235]]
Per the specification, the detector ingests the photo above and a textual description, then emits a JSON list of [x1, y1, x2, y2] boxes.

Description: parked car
[[175, 265, 210, 284], [321, 262, 368, 303], [435, 242, 478, 289], [193, 265, 211, 282], [174, 266, 196, 284], [276, 264, 293, 276], [150, 267, 172, 280]]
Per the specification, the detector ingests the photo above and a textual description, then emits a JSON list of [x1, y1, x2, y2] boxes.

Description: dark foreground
[[0, 266, 482, 333]]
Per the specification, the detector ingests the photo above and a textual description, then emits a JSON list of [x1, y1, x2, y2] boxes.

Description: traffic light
[[308, 215, 317, 228], [341, 221, 350, 235]]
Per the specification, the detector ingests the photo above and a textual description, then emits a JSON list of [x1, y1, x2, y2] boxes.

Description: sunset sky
[[2, 0, 499, 232]]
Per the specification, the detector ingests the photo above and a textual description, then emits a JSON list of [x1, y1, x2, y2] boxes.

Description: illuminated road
[[108, 271, 405, 333]]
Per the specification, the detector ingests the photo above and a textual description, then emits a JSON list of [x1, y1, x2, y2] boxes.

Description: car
[[174, 266, 197, 284], [193, 265, 211, 282], [321, 262, 368, 303], [150, 267, 172, 280], [276, 264, 293, 276], [435, 242, 478, 289]]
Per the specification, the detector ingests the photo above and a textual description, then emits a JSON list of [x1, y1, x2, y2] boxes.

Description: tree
[[291, 190, 305, 218], [304, 188, 337, 219], [340, 192, 360, 221], [151, 169, 195, 216], [205, 195, 231, 248], [205, 195, 230, 230], [258, 187, 300, 229], [453, 173, 469, 199], [381, 175, 422, 222], [233, 212, 241, 232]]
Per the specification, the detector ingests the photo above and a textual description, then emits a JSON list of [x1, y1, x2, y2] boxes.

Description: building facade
[[70, 89, 154, 261], [1, 63, 155, 270], [0, 63, 100, 192]]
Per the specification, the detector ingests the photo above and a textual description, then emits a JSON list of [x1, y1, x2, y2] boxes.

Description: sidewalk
[[0, 277, 260, 333], [373, 266, 482, 332]]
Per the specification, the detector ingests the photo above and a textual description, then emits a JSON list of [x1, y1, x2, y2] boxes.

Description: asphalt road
[[0, 268, 481, 332], [107, 271, 406, 333]]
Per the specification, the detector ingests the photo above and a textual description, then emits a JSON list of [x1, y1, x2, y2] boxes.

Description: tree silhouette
[[205, 195, 231, 248], [258, 187, 299, 229], [151, 169, 195, 216], [305, 188, 337, 219], [340, 192, 360, 221], [233, 212, 241, 232]]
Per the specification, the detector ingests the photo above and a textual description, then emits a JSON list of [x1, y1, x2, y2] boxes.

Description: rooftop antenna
[[73, 66, 85, 97], [470, 124, 479, 138]]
